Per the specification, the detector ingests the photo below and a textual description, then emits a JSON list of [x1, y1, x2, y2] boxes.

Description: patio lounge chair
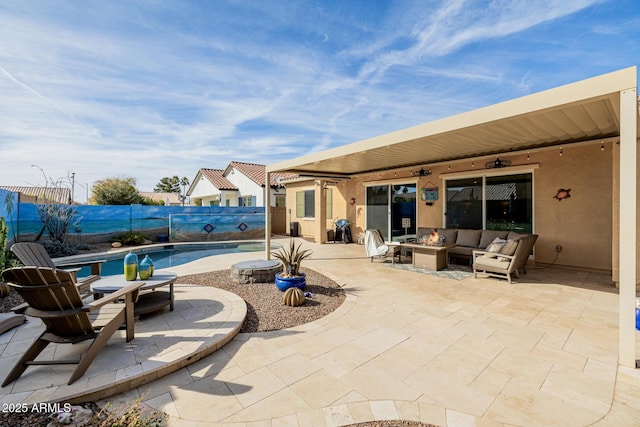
[[1, 267, 144, 386], [472, 234, 538, 284], [10, 242, 105, 294], [364, 229, 400, 264]]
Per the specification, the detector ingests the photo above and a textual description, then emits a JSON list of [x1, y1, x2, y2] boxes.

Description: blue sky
[[1, 0, 639, 202]]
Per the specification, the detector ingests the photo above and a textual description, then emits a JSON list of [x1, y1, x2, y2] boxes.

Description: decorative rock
[[111, 242, 122, 248], [282, 287, 305, 306], [47, 405, 93, 427], [230, 260, 282, 284]]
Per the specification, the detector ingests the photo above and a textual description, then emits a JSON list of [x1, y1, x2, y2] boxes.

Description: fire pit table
[[231, 260, 282, 284], [399, 243, 457, 270]]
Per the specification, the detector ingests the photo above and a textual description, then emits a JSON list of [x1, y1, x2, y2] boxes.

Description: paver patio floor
[[2, 237, 640, 426]]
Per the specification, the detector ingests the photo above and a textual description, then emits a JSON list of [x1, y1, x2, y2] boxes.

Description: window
[[296, 190, 315, 218], [239, 196, 255, 207], [275, 194, 286, 207], [445, 173, 532, 233], [295, 188, 332, 218]]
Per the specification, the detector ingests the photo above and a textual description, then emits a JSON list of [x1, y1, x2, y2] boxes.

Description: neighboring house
[[187, 168, 238, 207], [139, 192, 184, 206], [0, 186, 71, 204], [187, 162, 293, 207]]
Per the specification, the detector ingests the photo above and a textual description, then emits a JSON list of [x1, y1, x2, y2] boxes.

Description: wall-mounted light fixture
[[412, 167, 431, 177], [486, 157, 511, 168]]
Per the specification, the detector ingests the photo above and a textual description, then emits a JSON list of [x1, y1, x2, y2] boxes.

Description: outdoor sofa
[[416, 227, 538, 275]]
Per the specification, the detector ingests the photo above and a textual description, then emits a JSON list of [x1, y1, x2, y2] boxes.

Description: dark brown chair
[[1, 267, 143, 386]]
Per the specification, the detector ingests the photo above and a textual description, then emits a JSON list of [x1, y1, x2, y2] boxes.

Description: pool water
[[76, 242, 272, 277]]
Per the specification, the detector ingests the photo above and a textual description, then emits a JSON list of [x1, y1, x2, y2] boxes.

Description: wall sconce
[[601, 142, 605, 151], [559, 147, 563, 156], [349, 197, 356, 206]]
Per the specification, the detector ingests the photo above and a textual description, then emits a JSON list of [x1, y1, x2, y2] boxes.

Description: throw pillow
[[498, 239, 519, 261], [485, 237, 507, 253]]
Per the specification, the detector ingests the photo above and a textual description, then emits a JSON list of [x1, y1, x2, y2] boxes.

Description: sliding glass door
[[366, 185, 389, 238], [446, 173, 532, 232], [366, 183, 417, 241], [485, 174, 532, 232]]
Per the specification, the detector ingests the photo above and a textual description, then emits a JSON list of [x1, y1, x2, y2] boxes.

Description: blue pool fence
[[0, 188, 266, 244]]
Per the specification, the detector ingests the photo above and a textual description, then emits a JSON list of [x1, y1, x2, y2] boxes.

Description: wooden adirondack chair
[[1, 267, 144, 386], [10, 242, 106, 294]]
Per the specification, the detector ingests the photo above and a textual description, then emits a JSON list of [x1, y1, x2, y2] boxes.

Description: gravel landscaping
[[176, 267, 346, 333]]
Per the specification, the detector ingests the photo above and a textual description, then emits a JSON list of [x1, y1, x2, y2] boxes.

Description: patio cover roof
[[267, 67, 638, 176]]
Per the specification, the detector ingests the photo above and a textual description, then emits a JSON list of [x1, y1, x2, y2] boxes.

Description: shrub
[[111, 232, 147, 246], [41, 241, 80, 257]]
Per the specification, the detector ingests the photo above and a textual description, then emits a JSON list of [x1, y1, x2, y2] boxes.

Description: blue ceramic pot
[[275, 272, 306, 292]]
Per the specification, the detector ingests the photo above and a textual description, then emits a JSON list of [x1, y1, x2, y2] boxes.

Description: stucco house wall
[[295, 142, 616, 274], [284, 181, 315, 239], [227, 165, 263, 206], [189, 178, 222, 206]]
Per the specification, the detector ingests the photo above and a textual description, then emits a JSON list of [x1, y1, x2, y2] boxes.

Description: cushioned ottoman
[[0, 313, 26, 335]]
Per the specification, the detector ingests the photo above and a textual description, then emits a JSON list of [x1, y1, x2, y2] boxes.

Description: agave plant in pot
[[272, 239, 312, 291]]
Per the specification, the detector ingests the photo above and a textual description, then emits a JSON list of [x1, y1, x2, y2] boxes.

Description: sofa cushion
[[475, 255, 511, 269], [437, 229, 458, 245], [449, 246, 474, 257], [506, 231, 527, 241], [456, 229, 482, 248], [479, 230, 509, 248]]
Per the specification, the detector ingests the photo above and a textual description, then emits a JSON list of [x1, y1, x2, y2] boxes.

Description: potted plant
[[272, 239, 312, 291]]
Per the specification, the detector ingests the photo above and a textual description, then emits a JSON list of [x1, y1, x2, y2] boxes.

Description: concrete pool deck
[[2, 237, 640, 426]]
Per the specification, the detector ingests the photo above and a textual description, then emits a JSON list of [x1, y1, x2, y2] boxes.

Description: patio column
[[314, 180, 327, 243], [618, 87, 637, 368], [265, 171, 271, 260]]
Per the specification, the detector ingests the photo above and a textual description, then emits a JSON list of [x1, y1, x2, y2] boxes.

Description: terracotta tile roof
[[0, 186, 71, 204], [228, 161, 296, 187], [200, 169, 238, 190]]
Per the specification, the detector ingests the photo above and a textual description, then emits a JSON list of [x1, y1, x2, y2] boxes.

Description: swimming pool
[[70, 241, 275, 277]]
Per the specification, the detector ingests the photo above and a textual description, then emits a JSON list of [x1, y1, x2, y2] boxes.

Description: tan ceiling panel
[[268, 68, 637, 177]]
